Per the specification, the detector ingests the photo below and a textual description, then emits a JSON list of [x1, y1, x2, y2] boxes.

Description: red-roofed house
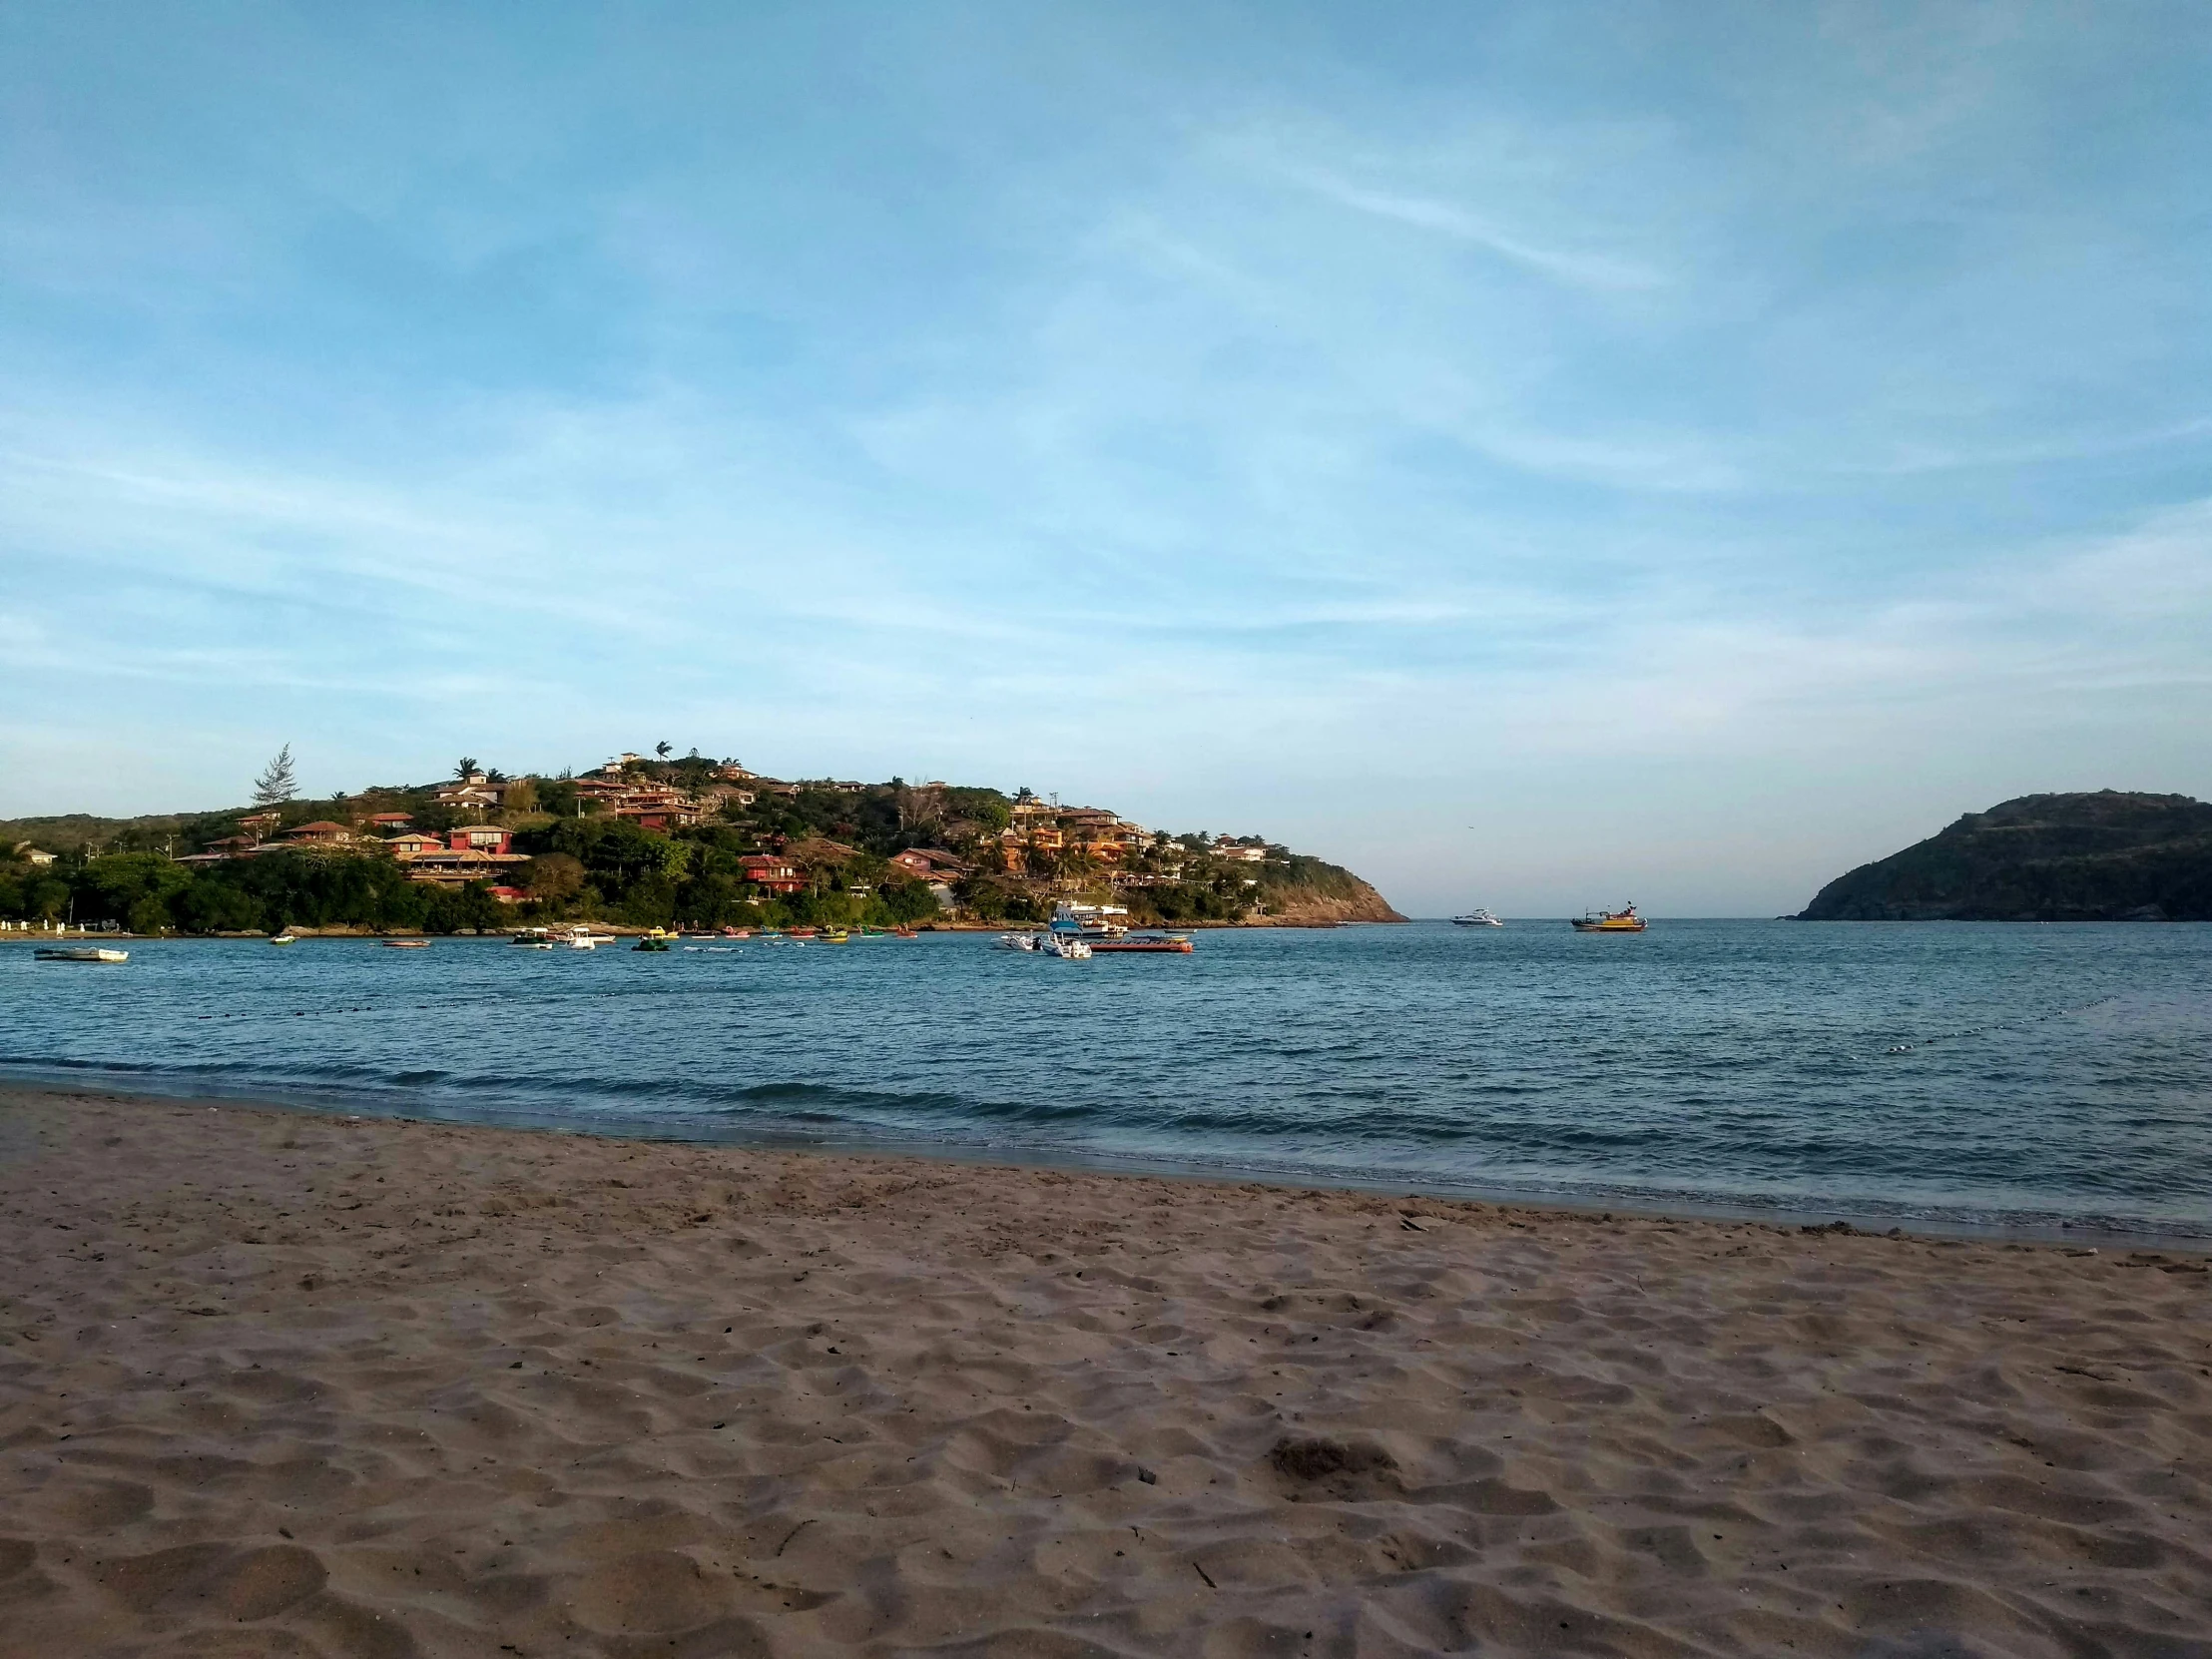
[[890, 848, 971, 880], [367, 812, 413, 830], [739, 855, 805, 895], [283, 821, 354, 844], [448, 828, 514, 854]]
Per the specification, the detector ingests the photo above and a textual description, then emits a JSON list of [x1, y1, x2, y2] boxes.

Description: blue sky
[[3, 2, 2208, 915]]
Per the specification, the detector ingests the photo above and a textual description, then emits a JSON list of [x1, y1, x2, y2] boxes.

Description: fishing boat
[[1450, 908, 1503, 927], [381, 937, 431, 949], [1569, 903, 1646, 933], [36, 946, 129, 963]]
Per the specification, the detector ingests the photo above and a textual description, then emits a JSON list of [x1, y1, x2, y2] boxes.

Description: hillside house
[[384, 831, 446, 856], [1212, 843, 1268, 862], [283, 821, 354, 845], [449, 827, 514, 854], [367, 812, 413, 830], [434, 784, 501, 814], [396, 846, 528, 888], [738, 855, 804, 895], [889, 847, 970, 880]]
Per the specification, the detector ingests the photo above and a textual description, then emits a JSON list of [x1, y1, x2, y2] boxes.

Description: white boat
[[1450, 908, 1504, 927], [37, 946, 129, 963], [1052, 901, 1129, 939], [509, 928, 555, 949], [996, 932, 1039, 950], [559, 926, 604, 950], [1038, 934, 1092, 958], [270, 932, 299, 945]]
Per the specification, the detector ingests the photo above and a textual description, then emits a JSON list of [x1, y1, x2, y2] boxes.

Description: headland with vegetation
[[0, 746, 1403, 936]]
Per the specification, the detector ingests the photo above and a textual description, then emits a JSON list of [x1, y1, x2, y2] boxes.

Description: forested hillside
[[2, 759, 1401, 934], [1799, 792, 2212, 921]]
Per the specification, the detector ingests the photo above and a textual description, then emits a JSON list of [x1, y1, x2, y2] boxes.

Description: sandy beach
[[1, 1087, 2207, 1657]]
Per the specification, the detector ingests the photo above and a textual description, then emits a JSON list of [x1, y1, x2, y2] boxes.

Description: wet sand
[[2, 1085, 2207, 1657]]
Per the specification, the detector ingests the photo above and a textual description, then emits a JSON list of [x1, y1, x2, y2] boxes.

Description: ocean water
[[4, 921, 2209, 1240]]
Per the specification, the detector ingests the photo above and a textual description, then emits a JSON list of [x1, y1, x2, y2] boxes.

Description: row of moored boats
[[997, 902, 1194, 958], [1449, 903, 1647, 931]]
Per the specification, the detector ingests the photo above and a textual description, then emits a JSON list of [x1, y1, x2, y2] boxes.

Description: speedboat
[[509, 928, 555, 949], [1570, 903, 1646, 933], [1450, 908, 1503, 927], [1038, 934, 1093, 958], [996, 932, 1039, 950], [37, 946, 128, 963]]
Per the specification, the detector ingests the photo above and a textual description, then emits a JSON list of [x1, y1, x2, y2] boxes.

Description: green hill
[[0, 766, 1402, 934], [1798, 792, 2212, 921]]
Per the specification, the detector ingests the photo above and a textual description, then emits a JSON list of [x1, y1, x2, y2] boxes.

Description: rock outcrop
[[1251, 876, 1406, 925], [1798, 792, 2212, 921]]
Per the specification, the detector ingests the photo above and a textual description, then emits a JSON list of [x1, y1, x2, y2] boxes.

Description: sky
[[2, 1, 2208, 916]]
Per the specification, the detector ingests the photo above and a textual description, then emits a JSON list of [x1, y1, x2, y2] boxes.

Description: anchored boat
[[36, 946, 129, 963], [1450, 908, 1503, 927], [1569, 903, 1646, 933]]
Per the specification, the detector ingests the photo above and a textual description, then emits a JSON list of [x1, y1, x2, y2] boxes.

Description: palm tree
[[456, 757, 479, 780]]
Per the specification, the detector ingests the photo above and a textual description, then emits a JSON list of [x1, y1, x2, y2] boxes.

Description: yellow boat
[[820, 928, 850, 943], [1570, 903, 1646, 932]]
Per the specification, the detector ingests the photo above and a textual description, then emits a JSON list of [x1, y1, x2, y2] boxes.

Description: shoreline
[[5, 1084, 2207, 1655], [6, 1076, 2206, 1255]]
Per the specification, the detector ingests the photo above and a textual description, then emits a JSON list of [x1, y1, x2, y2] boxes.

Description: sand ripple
[[2, 1089, 2208, 1656]]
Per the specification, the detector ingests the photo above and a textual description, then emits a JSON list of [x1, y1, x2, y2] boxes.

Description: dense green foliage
[[0, 848, 505, 934], [2, 762, 1396, 932], [1799, 792, 2212, 921]]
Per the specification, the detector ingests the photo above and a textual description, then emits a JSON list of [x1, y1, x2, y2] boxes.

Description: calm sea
[[5, 921, 2208, 1240]]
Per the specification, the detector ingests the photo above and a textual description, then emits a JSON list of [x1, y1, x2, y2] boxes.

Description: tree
[[456, 757, 479, 780], [524, 852, 585, 904], [253, 745, 297, 807]]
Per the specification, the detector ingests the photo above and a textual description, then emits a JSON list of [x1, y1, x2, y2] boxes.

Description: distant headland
[[0, 749, 1404, 935], [1798, 791, 2212, 921]]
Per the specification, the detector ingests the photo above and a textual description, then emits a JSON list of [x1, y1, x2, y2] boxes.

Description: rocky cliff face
[[1799, 792, 2212, 921], [1251, 877, 1406, 925]]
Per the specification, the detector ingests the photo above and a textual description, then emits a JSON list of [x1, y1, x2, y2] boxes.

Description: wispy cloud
[[1278, 169, 1665, 293]]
